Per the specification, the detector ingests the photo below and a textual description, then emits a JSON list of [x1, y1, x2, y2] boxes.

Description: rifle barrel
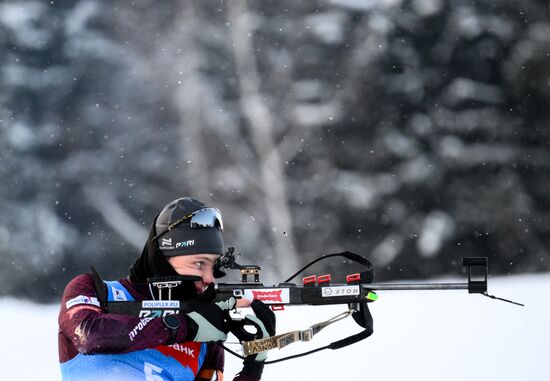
[[366, 282, 468, 291]]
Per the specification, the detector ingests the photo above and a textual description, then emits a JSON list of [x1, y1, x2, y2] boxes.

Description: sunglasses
[[152, 207, 223, 242]]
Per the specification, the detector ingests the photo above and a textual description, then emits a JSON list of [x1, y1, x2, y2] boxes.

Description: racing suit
[[58, 273, 256, 381]]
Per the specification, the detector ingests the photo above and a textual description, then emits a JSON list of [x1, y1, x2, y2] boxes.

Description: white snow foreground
[[1, 273, 548, 381]]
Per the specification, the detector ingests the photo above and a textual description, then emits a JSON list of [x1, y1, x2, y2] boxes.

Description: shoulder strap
[[90, 266, 136, 312], [90, 265, 108, 311]]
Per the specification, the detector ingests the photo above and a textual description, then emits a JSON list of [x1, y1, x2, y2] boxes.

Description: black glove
[[232, 300, 276, 379], [183, 284, 236, 342]]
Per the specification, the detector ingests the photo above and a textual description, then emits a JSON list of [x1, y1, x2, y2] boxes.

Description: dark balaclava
[[128, 197, 224, 300]]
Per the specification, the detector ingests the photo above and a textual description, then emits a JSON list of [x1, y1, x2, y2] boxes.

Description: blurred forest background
[[1, 0, 549, 303]]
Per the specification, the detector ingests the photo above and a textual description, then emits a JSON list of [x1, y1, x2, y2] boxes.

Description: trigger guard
[[228, 318, 258, 342]]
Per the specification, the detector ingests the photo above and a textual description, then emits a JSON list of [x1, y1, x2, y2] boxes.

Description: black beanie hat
[[154, 197, 224, 257]]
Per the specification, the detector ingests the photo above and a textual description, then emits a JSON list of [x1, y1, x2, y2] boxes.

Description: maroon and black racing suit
[[58, 273, 257, 381]]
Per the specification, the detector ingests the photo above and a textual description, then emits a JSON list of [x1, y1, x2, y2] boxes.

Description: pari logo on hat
[[159, 238, 195, 250], [176, 240, 195, 248]]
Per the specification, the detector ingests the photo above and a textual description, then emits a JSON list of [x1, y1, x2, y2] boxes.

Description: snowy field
[[1, 273, 549, 381]]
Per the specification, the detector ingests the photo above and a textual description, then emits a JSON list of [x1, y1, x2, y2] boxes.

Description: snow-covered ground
[[1, 273, 548, 381]]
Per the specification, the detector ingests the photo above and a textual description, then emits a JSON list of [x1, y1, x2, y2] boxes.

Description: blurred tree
[[1, 0, 549, 302], [0, 0, 179, 299], [323, 0, 550, 278], [0, 1, 81, 298]]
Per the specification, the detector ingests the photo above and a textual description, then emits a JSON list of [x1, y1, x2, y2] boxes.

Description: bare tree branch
[[168, 3, 211, 196], [227, 0, 299, 276], [84, 186, 146, 251]]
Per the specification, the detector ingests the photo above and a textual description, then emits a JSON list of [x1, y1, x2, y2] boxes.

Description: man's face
[[167, 253, 219, 293]]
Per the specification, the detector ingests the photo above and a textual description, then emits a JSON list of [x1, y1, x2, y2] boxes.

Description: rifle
[[95, 247, 522, 364], [212, 247, 523, 363]]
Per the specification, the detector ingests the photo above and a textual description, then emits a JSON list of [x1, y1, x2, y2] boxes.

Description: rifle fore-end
[[214, 283, 374, 306]]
